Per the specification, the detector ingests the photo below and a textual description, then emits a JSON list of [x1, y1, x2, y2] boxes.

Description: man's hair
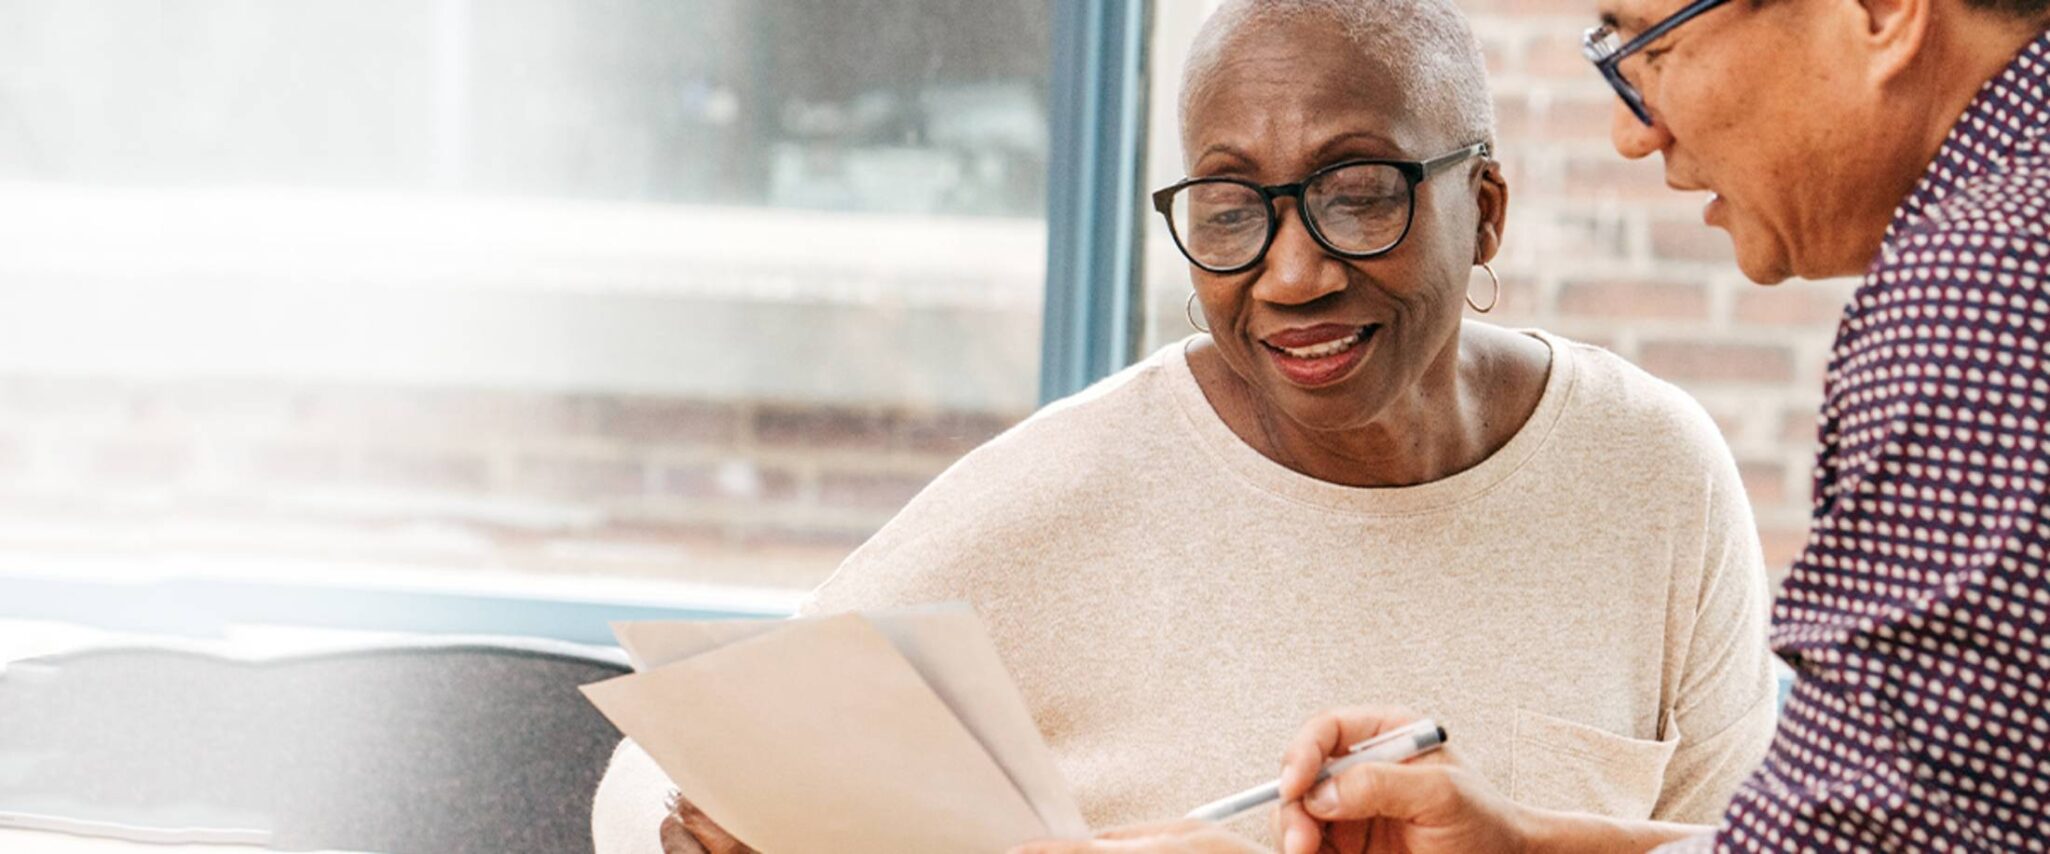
[[1966, 0, 2050, 17], [1755, 0, 2050, 20], [1179, 0, 1496, 151]]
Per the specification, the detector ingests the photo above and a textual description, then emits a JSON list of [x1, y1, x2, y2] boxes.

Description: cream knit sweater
[[593, 327, 1778, 851]]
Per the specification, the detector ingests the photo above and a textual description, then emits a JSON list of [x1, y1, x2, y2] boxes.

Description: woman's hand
[[1274, 707, 1533, 854], [659, 791, 757, 854], [1008, 819, 1267, 853]]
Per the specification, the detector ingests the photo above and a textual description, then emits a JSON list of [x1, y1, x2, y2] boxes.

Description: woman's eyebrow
[[1192, 130, 1404, 174], [1192, 142, 1255, 171], [1314, 131, 1403, 162]]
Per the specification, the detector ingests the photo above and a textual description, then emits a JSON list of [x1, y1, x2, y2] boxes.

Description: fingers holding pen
[[1277, 705, 1425, 803]]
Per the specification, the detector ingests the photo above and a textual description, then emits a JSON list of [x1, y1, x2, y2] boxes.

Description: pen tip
[[1436, 726, 1448, 743]]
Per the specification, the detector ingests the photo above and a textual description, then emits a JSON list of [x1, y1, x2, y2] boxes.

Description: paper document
[[582, 605, 1089, 853]]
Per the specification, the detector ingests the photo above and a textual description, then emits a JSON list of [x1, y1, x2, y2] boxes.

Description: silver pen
[[1184, 717, 1447, 823]]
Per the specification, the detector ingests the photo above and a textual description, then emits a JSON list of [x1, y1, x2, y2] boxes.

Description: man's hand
[[1008, 819, 1268, 853], [659, 791, 757, 854], [1274, 706, 1532, 854]]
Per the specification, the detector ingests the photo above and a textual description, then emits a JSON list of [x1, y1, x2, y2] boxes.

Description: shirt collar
[[1884, 28, 2050, 247]]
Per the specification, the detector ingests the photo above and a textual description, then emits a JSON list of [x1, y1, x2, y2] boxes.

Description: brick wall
[[0, 378, 1016, 590]]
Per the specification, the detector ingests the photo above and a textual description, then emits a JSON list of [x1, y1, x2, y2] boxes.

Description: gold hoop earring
[[1467, 263, 1501, 313], [1185, 291, 1211, 333]]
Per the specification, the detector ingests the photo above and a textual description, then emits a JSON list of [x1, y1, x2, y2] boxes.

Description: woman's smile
[[1259, 323, 1379, 388]]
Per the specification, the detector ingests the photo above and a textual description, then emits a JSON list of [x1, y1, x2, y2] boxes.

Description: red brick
[[575, 518, 729, 549], [817, 470, 935, 511], [1529, 210, 1633, 261], [126, 382, 300, 435], [1638, 340, 1797, 384], [1558, 329, 1624, 354], [1524, 35, 1613, 81], [1697, 402, 1752, 445], [1563, 154, 1671, 200], [1733, 286, 1855, 327], [1779, 401, 1826, 445], [300, 387, 581, 441], [734, 522, 875, 551], [1557, 279, 1710, 320], [583, 397, 738, 445], [1650, 219, 1735, 263], [1738, 459, 1790, 507], [362, 448, 491, 492], [241, 442, 350, 486], [754, 405, 894, 450], [1482, 36, 1519, 78], [1496, 96, 1615, 144], [512, 455, 646, 498], [658, 461, 800, 502], [1759, 522, 1813, 583], [895, 410, 1019, 455]]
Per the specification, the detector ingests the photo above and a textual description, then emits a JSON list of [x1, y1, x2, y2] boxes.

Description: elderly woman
[[596, 1, 1778, 851]]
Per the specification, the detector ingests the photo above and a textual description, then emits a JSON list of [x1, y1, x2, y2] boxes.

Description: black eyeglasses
[[1150, 142, 1491, 275], [1582, 0, 1732, 126]]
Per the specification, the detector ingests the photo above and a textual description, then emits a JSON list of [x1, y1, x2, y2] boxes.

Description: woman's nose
[[1251, 205, 1347, 306], [1610, 99, 1674, 161]]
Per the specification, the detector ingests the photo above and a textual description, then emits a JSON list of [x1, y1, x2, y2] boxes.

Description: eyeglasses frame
[[1582, 0, 1733, 126], [1150, 141, 1494, 275]]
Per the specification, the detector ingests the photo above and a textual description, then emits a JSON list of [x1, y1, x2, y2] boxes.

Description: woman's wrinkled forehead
[[1176, 0, 1493, 171], [1178, 22, 1425, 170]]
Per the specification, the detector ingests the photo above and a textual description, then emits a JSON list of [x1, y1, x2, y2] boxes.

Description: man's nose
[[1610, 99, 1673, 161]]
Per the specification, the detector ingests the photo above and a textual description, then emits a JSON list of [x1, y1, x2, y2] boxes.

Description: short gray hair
[[1180, 0, 1496, 151]]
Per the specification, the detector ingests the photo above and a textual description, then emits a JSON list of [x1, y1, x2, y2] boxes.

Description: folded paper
[[583, 607, 1087, 852]]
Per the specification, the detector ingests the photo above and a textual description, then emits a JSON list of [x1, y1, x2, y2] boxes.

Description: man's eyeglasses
[[1150, 142, 1492, 275], [1582, 0, 1733, 126]]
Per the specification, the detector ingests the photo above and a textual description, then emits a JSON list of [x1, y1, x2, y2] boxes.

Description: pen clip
[[1343, 717, 1436, 756]]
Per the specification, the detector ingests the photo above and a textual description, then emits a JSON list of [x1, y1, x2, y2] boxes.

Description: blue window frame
[[1040, 0, 1154, 405]]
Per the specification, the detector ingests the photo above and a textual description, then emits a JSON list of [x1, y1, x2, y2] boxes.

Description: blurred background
[[0, 0, 1849, 645]]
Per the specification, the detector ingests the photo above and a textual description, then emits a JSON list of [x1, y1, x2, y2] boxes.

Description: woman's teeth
[[1275, 329, 1365, 359]]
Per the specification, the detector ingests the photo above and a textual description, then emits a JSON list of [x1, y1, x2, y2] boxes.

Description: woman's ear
[[1473, 156, 1508, 265]]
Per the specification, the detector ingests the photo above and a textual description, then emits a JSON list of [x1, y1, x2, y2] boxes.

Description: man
[[1248, 0, 2050, 850]]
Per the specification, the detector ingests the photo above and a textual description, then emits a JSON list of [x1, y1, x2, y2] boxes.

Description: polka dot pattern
[[1712, 31, 2050, 853]]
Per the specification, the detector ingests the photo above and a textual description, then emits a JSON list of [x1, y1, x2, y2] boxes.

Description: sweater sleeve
[[591, 738, 672, 854], [1650, 443, 1779, 824]]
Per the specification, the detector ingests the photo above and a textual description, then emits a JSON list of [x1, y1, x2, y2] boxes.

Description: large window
[[0, 0, 1857, 651], [0, 0, 1053, 636]]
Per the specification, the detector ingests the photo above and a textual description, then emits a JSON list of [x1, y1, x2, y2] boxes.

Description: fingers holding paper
[[659, 792, 756, 854], [1008, 819, 1267, 853]]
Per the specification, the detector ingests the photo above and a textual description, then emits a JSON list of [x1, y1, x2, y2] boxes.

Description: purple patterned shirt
[[1710, 30, 2050, 852]]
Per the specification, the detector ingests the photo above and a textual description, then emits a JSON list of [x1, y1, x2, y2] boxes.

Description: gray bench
[[0, 638, 630, 853]]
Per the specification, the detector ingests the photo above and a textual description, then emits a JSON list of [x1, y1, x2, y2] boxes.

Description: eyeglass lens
[[1167, 162, 1411, 271]]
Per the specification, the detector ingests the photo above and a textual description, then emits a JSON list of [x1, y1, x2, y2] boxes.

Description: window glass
[[0, 0, 1052, 603]]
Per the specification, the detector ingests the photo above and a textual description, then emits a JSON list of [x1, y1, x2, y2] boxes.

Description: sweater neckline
[[1161, 323, 1578, 517]]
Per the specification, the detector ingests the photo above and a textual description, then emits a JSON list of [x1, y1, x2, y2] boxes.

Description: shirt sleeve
[[1651, 441, 1780, 824], [1714, 203, 2050, 846], [591, 738, 672, 854]]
